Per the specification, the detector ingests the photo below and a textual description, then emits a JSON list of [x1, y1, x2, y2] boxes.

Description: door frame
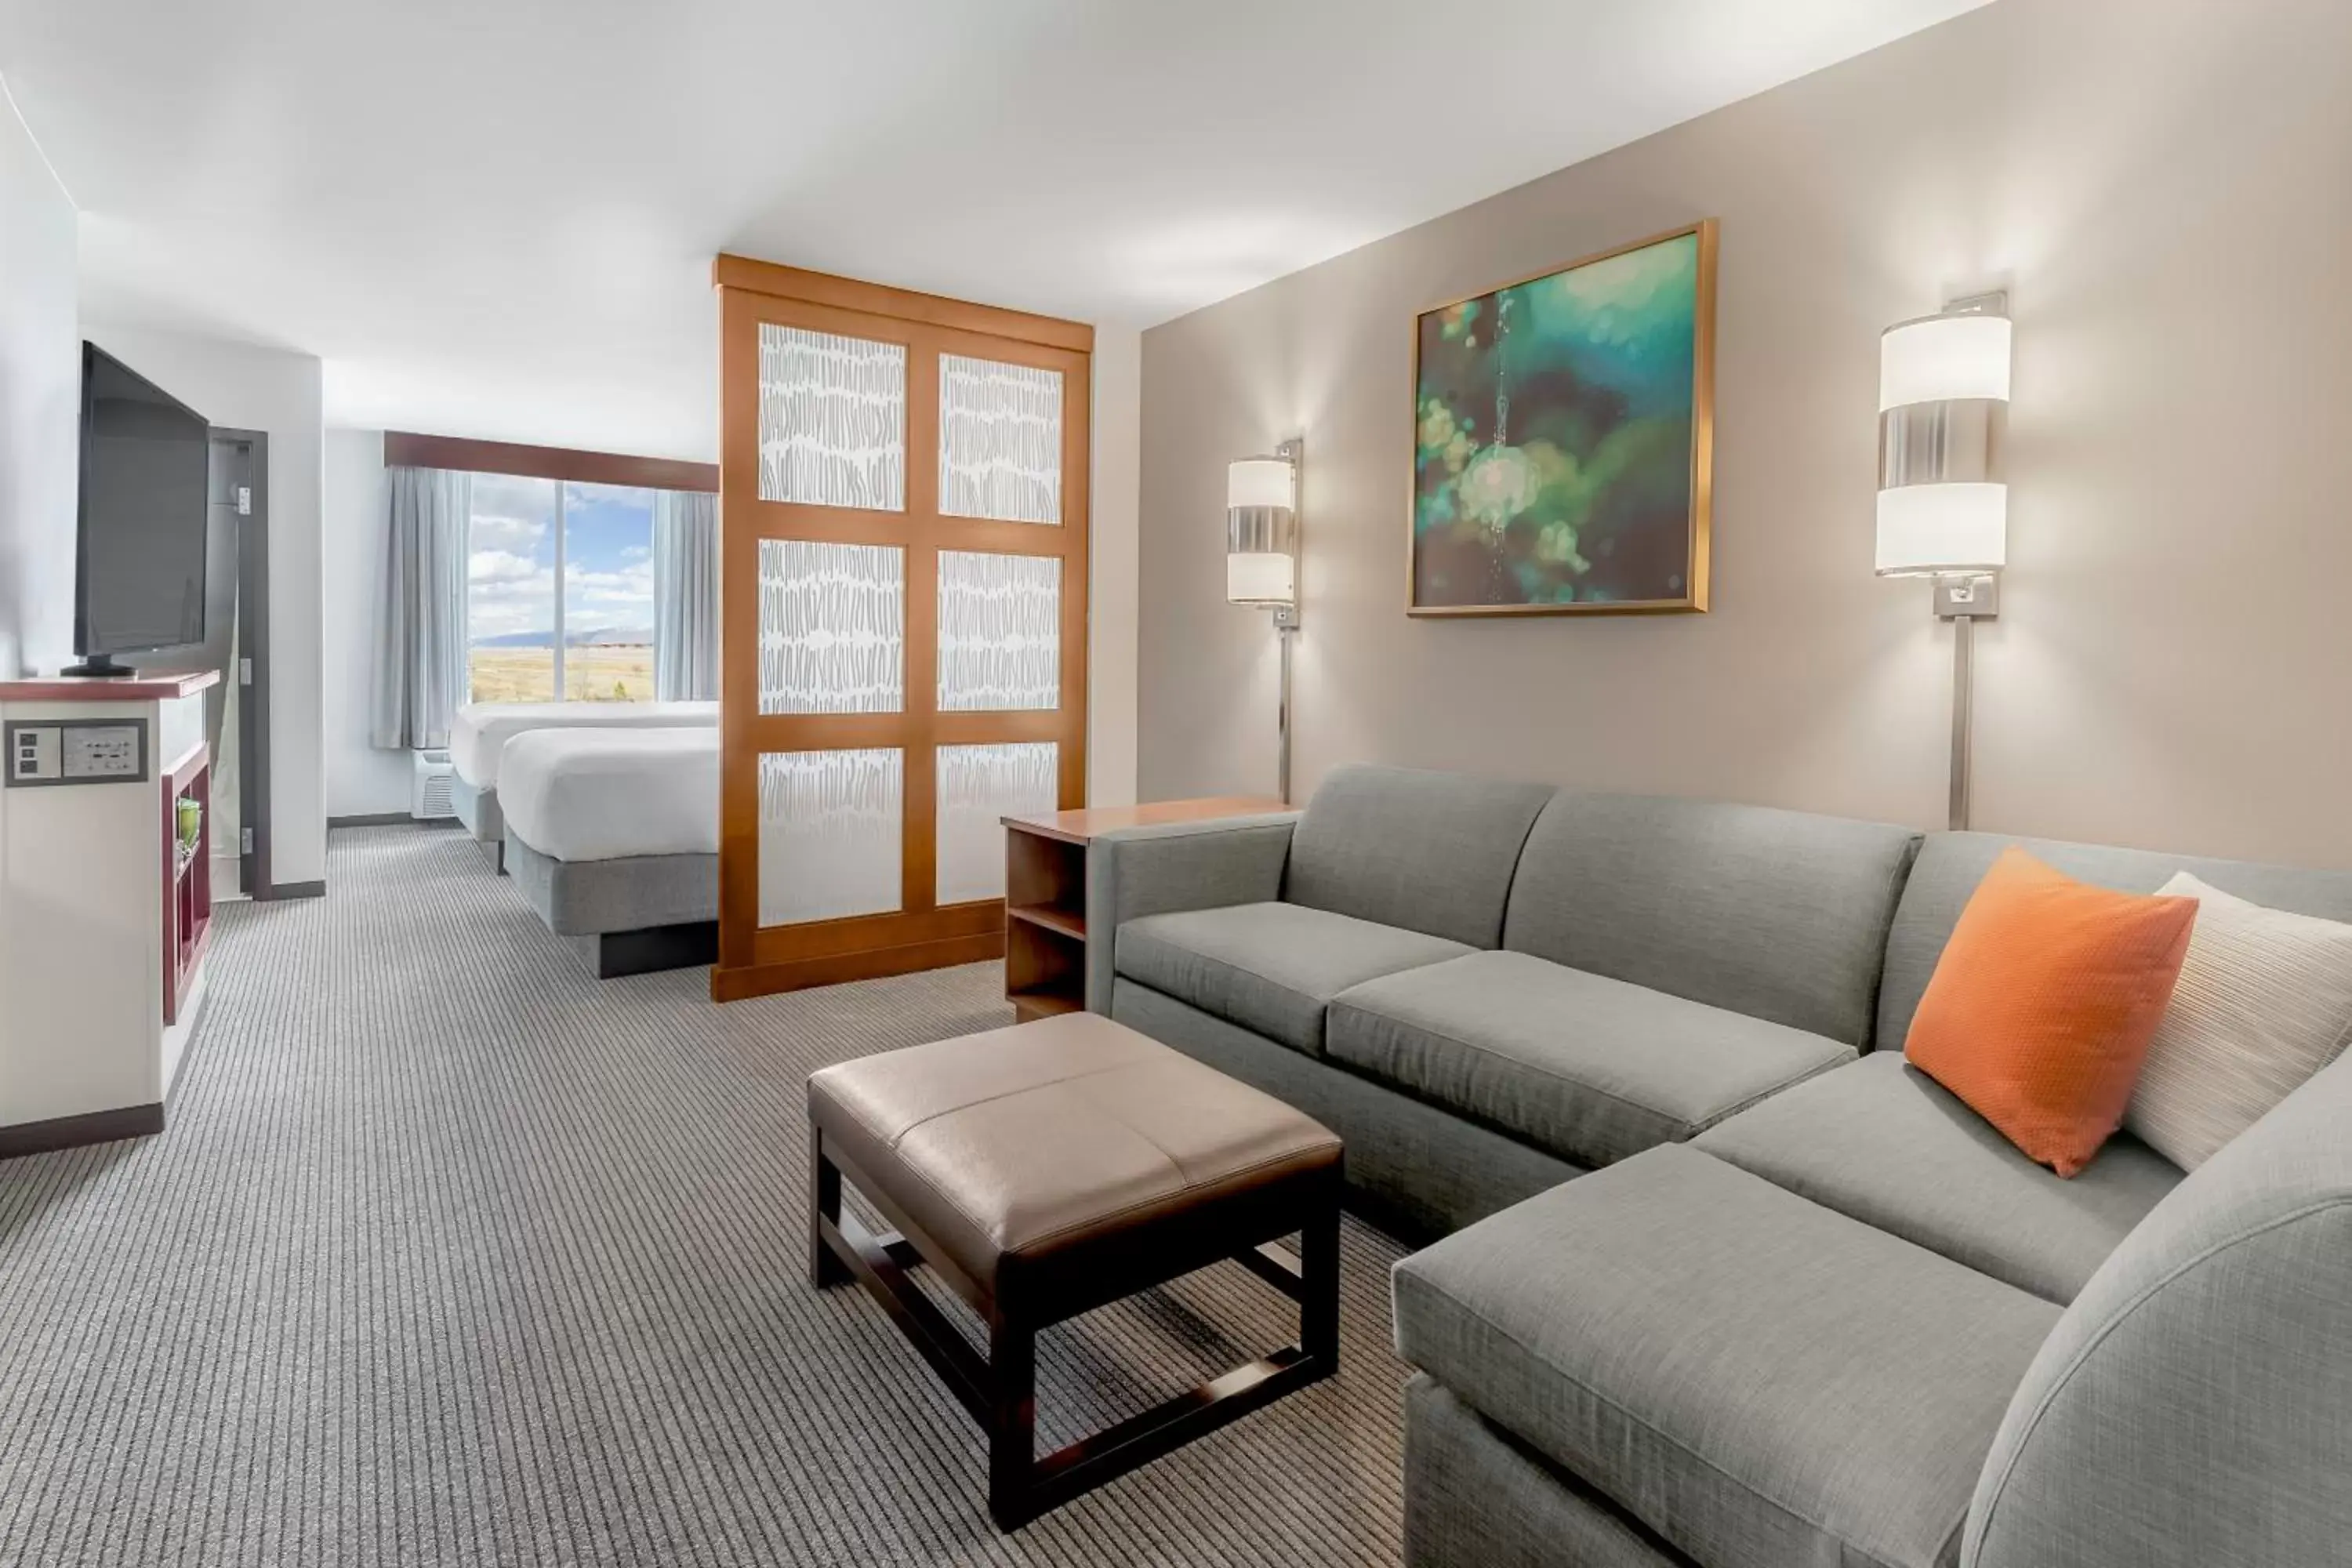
[[208, 429, 278, 900], [710, 258, 1092, 1002]]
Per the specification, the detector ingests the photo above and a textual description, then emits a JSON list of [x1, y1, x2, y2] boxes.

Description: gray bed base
[[451, 776, 506, 871], [503, 829, 717, 979]]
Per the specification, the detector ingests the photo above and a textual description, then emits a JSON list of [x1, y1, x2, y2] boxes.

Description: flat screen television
[[68, 343, 212, 677]]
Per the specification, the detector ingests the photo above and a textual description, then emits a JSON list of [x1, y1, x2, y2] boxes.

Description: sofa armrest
[[1084, 812, 1300, 1012], [1962, 1050, 2352, 1568]]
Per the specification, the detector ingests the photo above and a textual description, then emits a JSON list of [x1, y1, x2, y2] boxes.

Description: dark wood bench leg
[[808, 1120, 850, 1289], [987, 1316, 1038, 1530], [1301, 1200, 1340, 1374], [808, 1123, 1341, 1531]]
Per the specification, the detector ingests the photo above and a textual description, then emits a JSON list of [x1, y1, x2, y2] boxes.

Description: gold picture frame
[[1406, 218, 1717, 616]]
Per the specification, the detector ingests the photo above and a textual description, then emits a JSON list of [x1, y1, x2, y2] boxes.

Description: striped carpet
[[0, 826, 1410, 1567]]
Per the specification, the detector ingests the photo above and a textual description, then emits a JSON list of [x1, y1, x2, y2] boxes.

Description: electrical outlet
[[10, 725, 60, 782]]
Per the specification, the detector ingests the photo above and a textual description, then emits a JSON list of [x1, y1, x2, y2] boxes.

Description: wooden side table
[[999, 797, 1287, 1022]]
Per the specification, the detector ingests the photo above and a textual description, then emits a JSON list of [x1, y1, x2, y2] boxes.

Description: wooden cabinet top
[[0, 670, 221, 702], [1002, 796, 1291, 846]]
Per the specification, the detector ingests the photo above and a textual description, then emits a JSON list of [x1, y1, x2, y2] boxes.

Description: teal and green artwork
[[1409, 220, 1715, 615]]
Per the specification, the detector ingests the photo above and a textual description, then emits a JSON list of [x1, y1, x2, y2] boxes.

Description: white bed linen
[[449, 701, 717, 789], [497, 728, 718, 863]]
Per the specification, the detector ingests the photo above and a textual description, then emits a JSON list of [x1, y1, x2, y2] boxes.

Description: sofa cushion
[[1503, 793, 1922, 1048], [2126, 871, 2352, 1171], [1284, 764, 1556, 949], [1116, 902, 1470, 1057], [1694, 1054, 2182, 1305], [1394, 1145, 2063, 1568], [1878, 830, 2352, 1054], [1327, 950, 1853, 1169], [1902, 847, 2196, 1178]]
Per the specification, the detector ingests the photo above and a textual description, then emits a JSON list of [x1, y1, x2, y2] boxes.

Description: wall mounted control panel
[[5, 719, 149, 787]]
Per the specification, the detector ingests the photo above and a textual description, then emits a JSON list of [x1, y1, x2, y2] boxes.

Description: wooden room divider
[[710, 257, 1091, 1001]]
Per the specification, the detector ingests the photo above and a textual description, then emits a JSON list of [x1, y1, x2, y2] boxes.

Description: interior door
[[205, 430, 270, 899], [712, 259, 1091, 1001]]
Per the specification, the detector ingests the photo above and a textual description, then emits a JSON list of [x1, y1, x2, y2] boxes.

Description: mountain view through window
[[467, 475, 657, 702]]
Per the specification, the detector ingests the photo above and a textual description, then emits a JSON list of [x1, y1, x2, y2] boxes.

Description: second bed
[[498, 726, 719, 977], [450, 699, 717, 869]]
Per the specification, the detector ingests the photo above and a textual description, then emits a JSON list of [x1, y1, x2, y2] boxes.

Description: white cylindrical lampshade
[[1879, 314, 2012, 411], [1876, 483, 2007, 576], [1227, 551, 1295, 605], [1227, 457, 1295, 512]]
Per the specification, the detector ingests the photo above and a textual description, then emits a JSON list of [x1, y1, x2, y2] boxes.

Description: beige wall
[[1138, 0, 2352, 869], [1089, 325, 1142, 808]]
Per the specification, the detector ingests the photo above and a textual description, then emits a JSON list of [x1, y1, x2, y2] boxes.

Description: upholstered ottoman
[[807, 1011, 1344, 1529]]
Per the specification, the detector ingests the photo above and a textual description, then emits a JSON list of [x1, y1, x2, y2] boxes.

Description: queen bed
[[497, 727, 720, 977], [448, 699, 717, 869]]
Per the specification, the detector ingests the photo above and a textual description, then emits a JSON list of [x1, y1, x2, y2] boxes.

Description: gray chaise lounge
[[1092, 765, 2352, 1568]]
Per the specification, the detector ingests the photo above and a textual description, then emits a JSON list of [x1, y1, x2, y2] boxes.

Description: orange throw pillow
[[1905, 847, 2198, 1177]]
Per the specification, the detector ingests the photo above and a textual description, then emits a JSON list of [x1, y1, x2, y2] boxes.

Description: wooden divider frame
[[711, 256, 1092, 1002]]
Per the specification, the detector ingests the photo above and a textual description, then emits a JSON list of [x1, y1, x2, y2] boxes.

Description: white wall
[[81, 326, 328, 888], [322, 428, 403, 817], [0, 82, 78, 678], [1087, 325, 1141, 808]]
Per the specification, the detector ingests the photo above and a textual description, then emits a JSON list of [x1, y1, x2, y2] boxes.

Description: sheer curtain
[[371, 466, 471, 749], [654, 490, 719, 701]]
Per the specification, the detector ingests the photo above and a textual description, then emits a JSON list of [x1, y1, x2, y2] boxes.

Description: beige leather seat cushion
[[808, 1012, 1341, 1294]]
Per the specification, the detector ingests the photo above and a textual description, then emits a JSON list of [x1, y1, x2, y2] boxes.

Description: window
[[466, 477, 656, 702]]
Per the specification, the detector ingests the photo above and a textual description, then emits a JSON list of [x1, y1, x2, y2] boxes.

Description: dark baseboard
[[266, 880, 325, 901], [0, 1102, 165, 1160], [328, 811, 414, 828], [571, 920, 719, 979]]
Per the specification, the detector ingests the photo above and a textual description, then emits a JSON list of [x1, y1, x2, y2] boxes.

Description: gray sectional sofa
[[1087, 765, 2352, 1568]]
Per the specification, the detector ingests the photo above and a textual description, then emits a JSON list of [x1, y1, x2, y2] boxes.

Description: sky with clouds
[[467, 475, 655, 644]]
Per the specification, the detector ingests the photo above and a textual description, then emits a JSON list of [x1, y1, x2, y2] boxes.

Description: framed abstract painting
[[1408, 220, 1716, 615]]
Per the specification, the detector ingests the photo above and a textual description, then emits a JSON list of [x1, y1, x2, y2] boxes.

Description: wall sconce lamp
[[1878, 294, 2010, 830], [1226, 439, 1301, 803]]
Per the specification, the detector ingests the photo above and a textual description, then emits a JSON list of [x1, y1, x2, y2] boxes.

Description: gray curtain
[[370, 466, 470, 749], [654, 490, 719, 701]]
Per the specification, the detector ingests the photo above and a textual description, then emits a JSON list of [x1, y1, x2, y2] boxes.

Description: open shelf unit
[[162, 742, 212, 1026], [1004, 821, 1088, 1022], [999, 797, 1290, 1025]]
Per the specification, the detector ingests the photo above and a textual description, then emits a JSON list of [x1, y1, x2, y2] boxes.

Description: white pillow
[[2125, 872, 2352, 1171]]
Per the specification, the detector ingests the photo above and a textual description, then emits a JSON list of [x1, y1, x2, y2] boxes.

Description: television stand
[[0, 669, 221, 1157], [59, 654, 137, 678]]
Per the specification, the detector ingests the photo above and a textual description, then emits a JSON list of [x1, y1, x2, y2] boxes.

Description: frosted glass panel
[[938, 355, 1062, 524], [758, 325, 906, 510], [937, 742, 1058, 906], [757, 539, 904, 714], [937, 550, 1059, 712], [758, 749, 902, 927]]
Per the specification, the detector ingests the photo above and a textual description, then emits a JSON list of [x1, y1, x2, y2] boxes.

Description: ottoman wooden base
[[804, 1013, 1344, 1530]]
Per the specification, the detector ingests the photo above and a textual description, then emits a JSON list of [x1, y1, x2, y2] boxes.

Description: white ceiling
[[3, 0, 1987, 460]]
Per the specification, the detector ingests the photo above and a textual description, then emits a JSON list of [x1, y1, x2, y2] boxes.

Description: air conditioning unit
[[411, 748, 457, 821]]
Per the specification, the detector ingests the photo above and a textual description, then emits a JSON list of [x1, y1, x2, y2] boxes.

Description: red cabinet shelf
[[162, 743, 212, 1025]]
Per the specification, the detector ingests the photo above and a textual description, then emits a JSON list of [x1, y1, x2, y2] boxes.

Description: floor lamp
[[1226, 441, 1301, 804], [1876, 295, 2012, 830]]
